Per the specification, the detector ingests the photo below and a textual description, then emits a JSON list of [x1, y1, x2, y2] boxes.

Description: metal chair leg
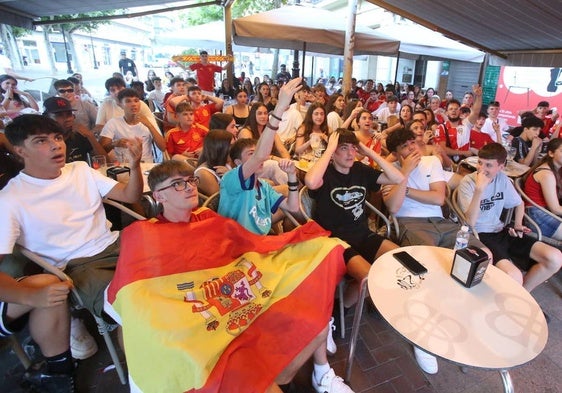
[[338, 281, 346, 339], [345, 277, 368, 382], [95, 315, 127, 385]]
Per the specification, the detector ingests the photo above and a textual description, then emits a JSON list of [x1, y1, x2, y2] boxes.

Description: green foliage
[[179, 0, 287, 26], [11, 26, 32, 38], [39, 10, 116, 33]]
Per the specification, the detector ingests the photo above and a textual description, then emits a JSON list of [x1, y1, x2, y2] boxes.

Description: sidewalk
[[1, 268, 560, 392]]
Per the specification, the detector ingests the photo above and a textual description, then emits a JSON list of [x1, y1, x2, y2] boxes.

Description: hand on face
[[277, 77, 303, 110], [475, 169, 491, 191], [401, 150, 421, 174]]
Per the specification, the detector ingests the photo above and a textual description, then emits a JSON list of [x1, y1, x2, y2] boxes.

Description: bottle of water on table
[[454, 225, 470, 250]]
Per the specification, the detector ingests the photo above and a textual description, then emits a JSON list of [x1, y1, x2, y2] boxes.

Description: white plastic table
[[368, 246, 548, 393]]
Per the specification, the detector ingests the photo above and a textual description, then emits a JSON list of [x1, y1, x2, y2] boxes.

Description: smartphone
[[393, 251, 428, 275]]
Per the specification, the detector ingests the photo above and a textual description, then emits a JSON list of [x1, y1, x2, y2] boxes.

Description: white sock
[[313, 363, 330, 384]]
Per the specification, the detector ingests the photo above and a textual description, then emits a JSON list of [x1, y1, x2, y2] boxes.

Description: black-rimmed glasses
[[156, 176, 200, 192], [57, 88, 74, 94]]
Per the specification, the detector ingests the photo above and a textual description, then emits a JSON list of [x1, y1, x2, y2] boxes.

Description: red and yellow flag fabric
[[106, 216, 346, 393]]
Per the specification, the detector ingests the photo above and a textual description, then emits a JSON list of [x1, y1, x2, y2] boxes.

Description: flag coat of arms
[[105, 215, 346, 393]]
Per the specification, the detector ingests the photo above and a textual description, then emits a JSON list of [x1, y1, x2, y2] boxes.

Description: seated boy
[[511, 115, 544, 167], [165, 102, 209, 160], [218, 79, 302, 236], [458, 143, 561, 292], [104, 159, 353, 393], [100, 88, 166, 163], [0, 114, 144, 362]]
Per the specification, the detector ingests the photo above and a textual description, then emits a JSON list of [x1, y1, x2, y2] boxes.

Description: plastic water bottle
[[454, 225, 470, 250]]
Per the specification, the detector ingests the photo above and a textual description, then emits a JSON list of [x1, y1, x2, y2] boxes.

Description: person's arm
[[221, 61, 232, 71], [73, 124, 107, 158], [519, 137, 542, 166], [536, 170, 562, 215], [240, 78, 302, 180], [466, 85, 483, 125], [277, 159, 299, 213], [273, 134, 290, 159], [293, 126, 309, 155], [357, 142, 404, 185], [202, 94, 224, 112], [382, 150, 419, 214], [492, 121, 503, 144], [0, 269, 72, 308], [341, 105, 362, 130], [462, 171, 490, 228], [104, 138, 143, 203], [138, 113, 166, 151], [305, 131, 339, 190]]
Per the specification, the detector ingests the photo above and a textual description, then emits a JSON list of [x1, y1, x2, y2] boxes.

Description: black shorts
[[346, 231, 386, 263], [0, 301, 28, 337], [478, 228, 538, 270]]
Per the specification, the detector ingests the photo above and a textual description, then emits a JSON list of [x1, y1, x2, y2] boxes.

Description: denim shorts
[[527, 206, 562, 239]]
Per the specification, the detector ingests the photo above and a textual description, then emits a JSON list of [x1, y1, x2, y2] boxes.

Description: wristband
[[270, 112, 282, 121], [287, 181, 299, 187], [288, 187, 298, 192], [266, 122, 279, 131]]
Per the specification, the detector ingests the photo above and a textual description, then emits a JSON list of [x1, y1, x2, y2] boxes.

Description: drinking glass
[[506, 146, 516, 164], [91, 155, 107, 175]]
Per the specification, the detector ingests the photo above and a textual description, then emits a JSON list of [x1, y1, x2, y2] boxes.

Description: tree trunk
[[42, 28, 58, 74], [0, 24, 23, 70], [67, 29, 81, 73]]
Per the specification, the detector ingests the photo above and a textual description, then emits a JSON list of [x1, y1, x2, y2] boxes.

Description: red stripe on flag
[[107, 217, 331, 304], [187, 245, 346, 393]]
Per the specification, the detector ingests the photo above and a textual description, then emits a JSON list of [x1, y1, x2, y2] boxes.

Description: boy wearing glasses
[[54, 79, 97, 130], [122, 158, 352, 393]]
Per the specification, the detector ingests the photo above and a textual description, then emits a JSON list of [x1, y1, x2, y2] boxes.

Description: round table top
[[368, 246, 548, 369]]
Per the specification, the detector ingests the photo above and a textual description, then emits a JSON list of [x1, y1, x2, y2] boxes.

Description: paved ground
[[1, 268, 560, 393]]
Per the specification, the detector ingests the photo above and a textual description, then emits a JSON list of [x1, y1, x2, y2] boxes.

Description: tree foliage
[[179, 0, 288, 26], [39, 10, 116, 33]]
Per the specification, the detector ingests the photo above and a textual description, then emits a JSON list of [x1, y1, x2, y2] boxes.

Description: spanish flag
[[106, 216, 347, 393]]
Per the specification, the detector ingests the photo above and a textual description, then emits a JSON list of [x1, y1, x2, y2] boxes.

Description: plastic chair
[[16, 199, 146, 385], [20, 248, 128, 385]]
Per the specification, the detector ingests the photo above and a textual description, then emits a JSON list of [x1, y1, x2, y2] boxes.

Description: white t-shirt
[[278, 103, 305, 143], [95, 97, 158, 131], [394, 155, 447, 218], [327, 111, 343, 133], [0, 162, 119, 268], [100, 117, 155, 162], [481, 117, 509, 142]]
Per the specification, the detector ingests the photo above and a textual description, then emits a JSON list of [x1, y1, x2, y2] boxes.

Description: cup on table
[[91, 155, 107, 175]]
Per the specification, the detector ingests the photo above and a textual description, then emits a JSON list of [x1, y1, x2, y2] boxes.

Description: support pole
[[342, 0, 358, 97]]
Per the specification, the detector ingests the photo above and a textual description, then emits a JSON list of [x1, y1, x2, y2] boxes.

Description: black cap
[[280, 64, 286, 68], [43, 97, 76, 114]]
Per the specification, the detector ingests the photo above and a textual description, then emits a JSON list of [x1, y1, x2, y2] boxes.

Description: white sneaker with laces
[[414, 346, 438, 374], [326, 317, 337, 356], [312, 368, 354, 393], [70, 317, 98, 360]]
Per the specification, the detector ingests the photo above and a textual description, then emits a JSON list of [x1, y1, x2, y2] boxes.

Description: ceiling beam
[[367, 0, 507, 59]]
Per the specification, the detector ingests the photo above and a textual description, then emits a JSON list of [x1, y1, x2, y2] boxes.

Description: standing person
[[275, 64, 292, 84], [457, 143, 562, 292], [187, 50, 230, 96], [118, 50, 138, 79]]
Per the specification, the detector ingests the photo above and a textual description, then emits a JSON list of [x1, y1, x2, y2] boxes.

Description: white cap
[[461, 225, 469, 231]]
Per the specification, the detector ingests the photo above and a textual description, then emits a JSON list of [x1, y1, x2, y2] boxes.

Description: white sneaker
[[312, 368, 354, 393], [414, 347, 438, 374], [326, 317, 337, 356], [70, 317, 98, 360]]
